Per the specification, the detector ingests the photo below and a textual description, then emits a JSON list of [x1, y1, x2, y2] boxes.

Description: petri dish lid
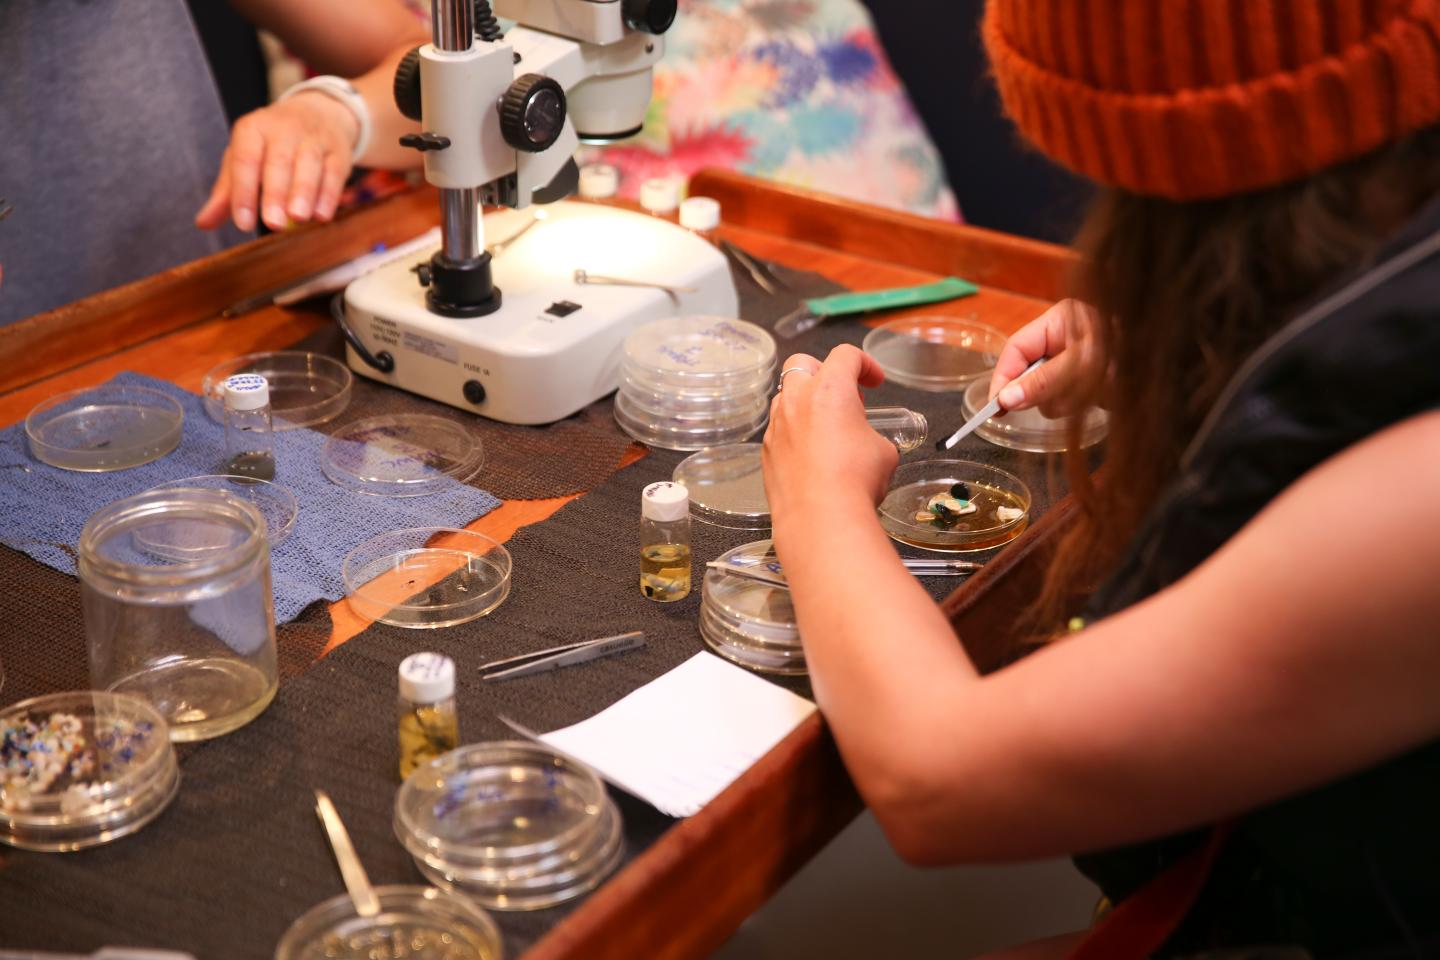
[[202, 351, 352, 430], [145, 475, 298, 547], [960, 379, 1108, 453], [877, 459, 1031, 553], [623, 317, 776, 388], [0, 691, 180, 852], [673, 444, 771, 530], [323, 415, 483, 497], [275, 884, 505, 960], [614, 393, 768, 452], [343, 528, 512, 629], [862, 315, 1006, 392], [25, 384, 184, 472], [700, 540, 804, 675], [395, 742, 623, 911]]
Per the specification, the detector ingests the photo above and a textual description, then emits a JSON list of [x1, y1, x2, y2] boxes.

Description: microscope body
[[342, 0, 738, 425]]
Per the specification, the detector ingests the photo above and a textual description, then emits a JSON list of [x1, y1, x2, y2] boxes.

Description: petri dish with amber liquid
[[878, 460, 1031, 552]]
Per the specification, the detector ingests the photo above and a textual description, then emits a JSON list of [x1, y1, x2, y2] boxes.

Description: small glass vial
[[865, 406, 929, 453], [578, 163, 621, 204], [223, 374, 276, 481], [639, 177, 681, 222], [640, 481, 691, 602], [679, 196, 721, 244], [398, 652, 459, 780]]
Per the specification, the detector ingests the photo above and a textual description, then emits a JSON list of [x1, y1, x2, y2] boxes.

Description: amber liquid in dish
[[879, 480, 1029, 552]]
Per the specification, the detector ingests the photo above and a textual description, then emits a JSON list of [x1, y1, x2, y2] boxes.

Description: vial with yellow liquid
[[397, 652, 459, 780], [640, 481, 692, 603]]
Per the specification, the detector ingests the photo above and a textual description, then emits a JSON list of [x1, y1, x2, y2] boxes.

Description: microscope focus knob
[[623, 0, 677, 34], [394, 46, 424, 122], [499, 74, 567, 153]]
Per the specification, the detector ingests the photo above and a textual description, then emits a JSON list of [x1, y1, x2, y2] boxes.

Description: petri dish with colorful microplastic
[[961, 379, 1108, 453], [25, 384, 184, 472], [275, 884, 504, 960], [700, 540, 806, 675], [322, 414, 484, 497], [394, 741, 623, 911], [202, 351, 352, 430], [878, 460, 1031, 552], [342, 528, 512, 629], [0, 691, 180, 852], [862, 315, 1007, 392]]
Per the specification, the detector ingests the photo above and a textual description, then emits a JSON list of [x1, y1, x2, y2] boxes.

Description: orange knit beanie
[[983, 0, 1440, 200]]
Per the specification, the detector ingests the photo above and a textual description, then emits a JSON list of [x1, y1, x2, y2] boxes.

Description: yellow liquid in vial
[[640, 543, 692, 602], [398, 705, 459, 780], [880, 480, 1029, 552]]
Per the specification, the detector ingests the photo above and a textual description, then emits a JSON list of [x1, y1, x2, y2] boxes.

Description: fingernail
[[289, 197, 311, 220], [265, 205, 287, 228], [998, 384, 1024, 409], [235, 208, 255, 231]]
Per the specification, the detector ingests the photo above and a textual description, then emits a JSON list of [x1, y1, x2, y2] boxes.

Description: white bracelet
[[278, 75, 373, 163]]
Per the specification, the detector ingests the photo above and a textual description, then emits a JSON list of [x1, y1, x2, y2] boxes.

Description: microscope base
[[342, 202, 740, 425]]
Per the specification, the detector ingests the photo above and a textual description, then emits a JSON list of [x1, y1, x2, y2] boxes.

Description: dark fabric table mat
[[0, 257, 1068, 956]]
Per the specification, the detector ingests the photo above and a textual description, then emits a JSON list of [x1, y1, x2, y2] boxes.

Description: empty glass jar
[[78, 488, 278, 742]]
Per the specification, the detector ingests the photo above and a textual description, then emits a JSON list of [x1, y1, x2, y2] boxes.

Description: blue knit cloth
[[0, 373, 502, 622]]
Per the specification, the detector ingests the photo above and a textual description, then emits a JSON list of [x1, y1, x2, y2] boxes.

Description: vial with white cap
[[639, 177, 682, 222], [679, 196, 721, 245], [578, 163, 621, 204], [397, 652, 459, 780], [640, 481, 691, 602], [223, 373, 276, 481]]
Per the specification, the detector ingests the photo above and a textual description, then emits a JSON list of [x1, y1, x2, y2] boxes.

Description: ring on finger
[[777, 366, 814, 392]]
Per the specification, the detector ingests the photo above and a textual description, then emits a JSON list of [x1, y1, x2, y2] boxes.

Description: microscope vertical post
[[432, 0, 483, 265]]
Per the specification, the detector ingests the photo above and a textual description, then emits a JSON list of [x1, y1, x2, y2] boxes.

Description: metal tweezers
[[479, 631, 646, 681], [718, 239, 787, 296]]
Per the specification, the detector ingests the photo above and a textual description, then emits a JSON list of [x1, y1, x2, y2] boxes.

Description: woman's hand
[[987, 298, 1109, 417], [195, 93, 359, 233], [762, 345, 899, 527]]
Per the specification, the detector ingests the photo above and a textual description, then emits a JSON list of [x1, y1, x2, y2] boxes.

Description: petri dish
[[700, 540, 805, 675], [25, 385, 183, 472], [394, 742, 624, 911], [623, 317, 776, 390], [0, 691, 180, 852], [343, 528, 512, 629], [862, 316, 1007, 392], [673, 444, 770, 530], [614, 392, 768, 452], [878, 460, 1031, 552], [145, 475, 298, 548], [960, 379, 1108, 453], [275, 884, 504, 960], [322, 415, 484, 497], [202, 351, 352, 430]]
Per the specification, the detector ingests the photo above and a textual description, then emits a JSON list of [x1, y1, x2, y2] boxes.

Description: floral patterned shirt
[[582, 0, 959, 219]]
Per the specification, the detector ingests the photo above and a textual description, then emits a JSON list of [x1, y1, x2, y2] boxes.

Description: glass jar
[[78, 488, 278, 742]]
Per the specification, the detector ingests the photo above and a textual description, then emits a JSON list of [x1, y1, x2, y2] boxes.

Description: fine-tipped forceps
[[718, 239, 787, 296], [479, 631, 646, 682], [706, 556, 980, 589], [488, 210, 547, 257], [573, 269, 696, 302]]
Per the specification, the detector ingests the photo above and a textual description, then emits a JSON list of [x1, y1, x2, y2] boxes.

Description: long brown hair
[[1035, 125, 1440, 630]]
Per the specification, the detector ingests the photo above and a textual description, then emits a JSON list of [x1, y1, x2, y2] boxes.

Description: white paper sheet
[[538, 652, 818, 818]]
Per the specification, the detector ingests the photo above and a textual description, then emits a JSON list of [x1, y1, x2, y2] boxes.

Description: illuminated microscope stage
[[343, 201, 739, 425]]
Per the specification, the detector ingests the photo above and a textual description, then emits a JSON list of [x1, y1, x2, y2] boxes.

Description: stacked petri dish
[[276, 885, 504, 960], [0, 692, 180, 851], [615, 317, 776, 452], [394, 742, 623, 911], [699, 540, 805, 676]]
